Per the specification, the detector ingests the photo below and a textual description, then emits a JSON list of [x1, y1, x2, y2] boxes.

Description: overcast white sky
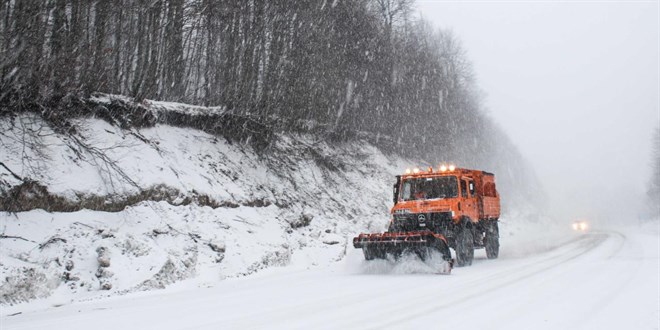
[[416, 1, 659, 222]]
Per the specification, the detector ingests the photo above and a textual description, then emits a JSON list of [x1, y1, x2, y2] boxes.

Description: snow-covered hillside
[[0, 105, 415, 305]]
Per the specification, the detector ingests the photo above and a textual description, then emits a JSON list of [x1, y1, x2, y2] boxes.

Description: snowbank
[[1, 113, 407, 305]]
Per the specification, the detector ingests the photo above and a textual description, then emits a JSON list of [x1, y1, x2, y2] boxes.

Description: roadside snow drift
[[0, 111, 412, 305]]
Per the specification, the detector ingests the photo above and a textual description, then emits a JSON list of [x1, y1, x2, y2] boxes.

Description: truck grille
[[391, 212, 452, 233]]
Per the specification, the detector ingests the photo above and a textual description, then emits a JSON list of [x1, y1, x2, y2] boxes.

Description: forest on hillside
[[3, 1, 475, 150], [0, 0, 539, 205]]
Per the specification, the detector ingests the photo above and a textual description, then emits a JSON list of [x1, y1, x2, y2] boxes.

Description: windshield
[[400, 176, 458, 201]]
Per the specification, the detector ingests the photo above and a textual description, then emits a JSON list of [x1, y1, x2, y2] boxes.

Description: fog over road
[[417, 1, 659, 222]]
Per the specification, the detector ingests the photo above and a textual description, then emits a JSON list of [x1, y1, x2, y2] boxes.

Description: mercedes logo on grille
[[417, 214, 426, 222]]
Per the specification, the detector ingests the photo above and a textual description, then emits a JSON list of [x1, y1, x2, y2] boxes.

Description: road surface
[[3, 227, 658, 330]]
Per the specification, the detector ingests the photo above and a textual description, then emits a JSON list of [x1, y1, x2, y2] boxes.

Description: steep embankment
[[0, 95, 414, 305]]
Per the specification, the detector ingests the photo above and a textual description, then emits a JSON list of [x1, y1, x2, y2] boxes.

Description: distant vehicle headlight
[[572, 221, 588, 231]]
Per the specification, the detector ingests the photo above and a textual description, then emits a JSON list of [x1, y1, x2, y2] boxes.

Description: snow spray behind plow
[[357, 250, 452, 275]]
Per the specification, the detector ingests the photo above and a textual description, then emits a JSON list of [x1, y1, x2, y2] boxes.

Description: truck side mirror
[[393, 184, 399, 204], [393, 176, 401, 204]]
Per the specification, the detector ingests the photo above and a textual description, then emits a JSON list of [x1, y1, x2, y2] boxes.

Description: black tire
[[455, 219, 474, 267], [485, 220, 500, 259]]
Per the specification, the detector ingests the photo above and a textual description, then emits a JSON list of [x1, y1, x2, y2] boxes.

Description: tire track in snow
[[353, 232, 610, 328], [241, 233, 608, 329], [569, 230, 646, 330]]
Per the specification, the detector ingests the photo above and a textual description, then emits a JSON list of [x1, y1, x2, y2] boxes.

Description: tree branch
[[0, 161, 24, 182]]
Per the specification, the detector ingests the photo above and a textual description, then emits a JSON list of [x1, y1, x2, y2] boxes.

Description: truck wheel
[[455, 220, 474, 267], [485, 220, 499, 259]]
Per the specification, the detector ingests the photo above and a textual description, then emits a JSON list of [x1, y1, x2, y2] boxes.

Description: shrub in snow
[[244, 247, 292, 275], [290, 213, 314, 229], [118, 236, 151, 257], [0, 268, 55, 305], [137, 254, 197, 290]]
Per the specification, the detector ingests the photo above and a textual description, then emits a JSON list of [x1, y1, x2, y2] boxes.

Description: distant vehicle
[[572, 220, 589, 232], [353, 165, 501, 272]]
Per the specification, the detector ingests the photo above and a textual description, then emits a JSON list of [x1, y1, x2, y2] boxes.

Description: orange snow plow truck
[[353, 165, 500, 271]]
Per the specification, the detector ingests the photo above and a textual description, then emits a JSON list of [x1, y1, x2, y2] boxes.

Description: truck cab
[[389, 166, 501, 264]]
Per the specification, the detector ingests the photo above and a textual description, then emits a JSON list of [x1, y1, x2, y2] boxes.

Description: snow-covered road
[[3, 227, 658, 330]]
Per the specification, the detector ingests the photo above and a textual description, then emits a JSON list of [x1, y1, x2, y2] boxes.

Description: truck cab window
[[461, 179, 468, 197], [402, 181, 412, 201], [401, 176, 458, 201]]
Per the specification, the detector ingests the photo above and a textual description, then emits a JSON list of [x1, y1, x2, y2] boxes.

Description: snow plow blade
[[353, 231, 453, 273]]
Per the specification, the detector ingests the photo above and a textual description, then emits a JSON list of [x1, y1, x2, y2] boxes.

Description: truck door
[[462, 178, 479, 220]]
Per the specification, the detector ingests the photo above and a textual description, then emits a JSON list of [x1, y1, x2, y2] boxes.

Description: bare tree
[[0, 0, 514, 165]]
